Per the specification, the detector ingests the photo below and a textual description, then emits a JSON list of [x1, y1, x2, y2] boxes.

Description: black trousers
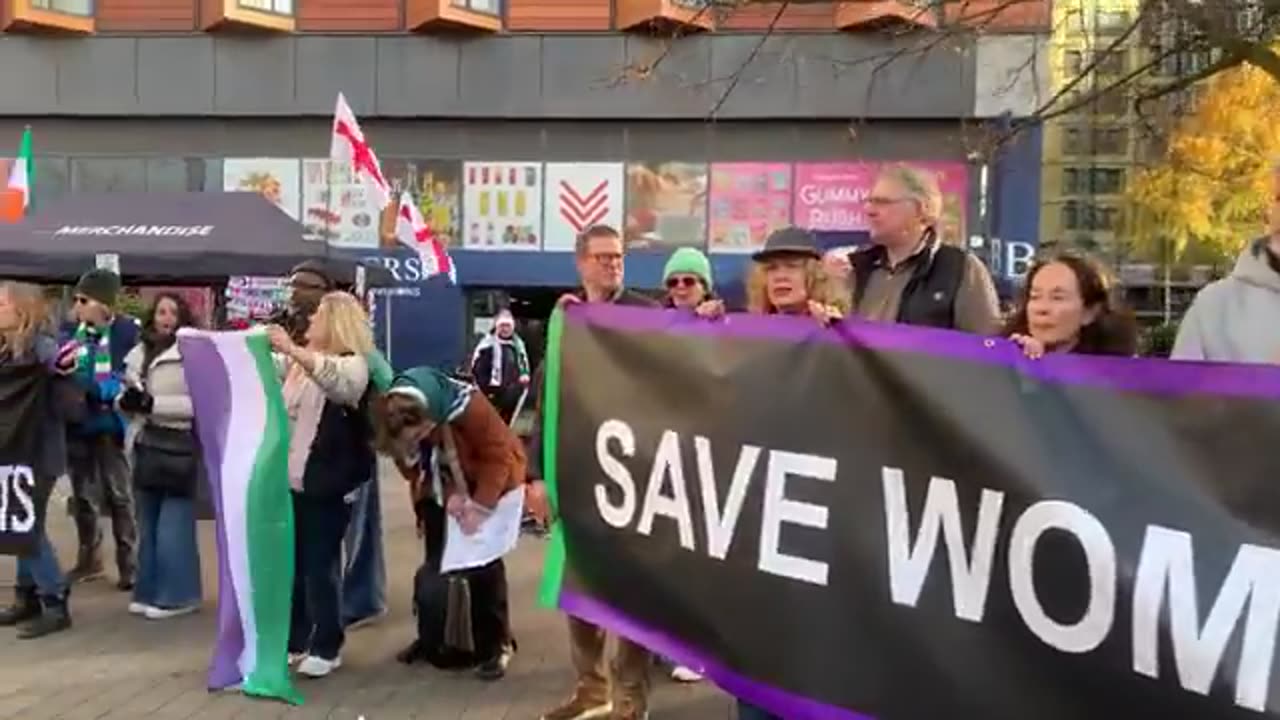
[[414, 500, 511, 664], [289, 491, 352, 660]]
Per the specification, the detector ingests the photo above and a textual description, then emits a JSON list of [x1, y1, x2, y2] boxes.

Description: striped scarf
[[74, 322, 113, 383]]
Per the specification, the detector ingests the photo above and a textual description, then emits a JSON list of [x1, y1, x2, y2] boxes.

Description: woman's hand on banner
[[694, 299, 725, 320], [1011, 334, 1046, 360], [557, 294, 582, 311], [808, 302, 843, 327]]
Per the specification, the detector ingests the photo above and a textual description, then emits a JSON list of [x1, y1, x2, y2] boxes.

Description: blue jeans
[[341, 476, 386, 626], [133, 488, 202, 608], [18, 530, 67, 599], [738, 701, 783, 720]]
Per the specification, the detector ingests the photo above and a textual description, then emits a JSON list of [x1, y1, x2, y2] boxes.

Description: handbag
[[133, 423, 199, 497]]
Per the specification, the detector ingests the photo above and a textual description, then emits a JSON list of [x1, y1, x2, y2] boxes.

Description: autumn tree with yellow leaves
[[1128, 64, 1280, 266]]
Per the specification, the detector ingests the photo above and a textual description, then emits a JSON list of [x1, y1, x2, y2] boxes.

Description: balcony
[[940, 0, 1050, 31], [615, 0, 714, 33], [836, 1, 937, 31], [407, 0, 501, 31], [201, 0, 295, 32], [4, 0, 94, 33]]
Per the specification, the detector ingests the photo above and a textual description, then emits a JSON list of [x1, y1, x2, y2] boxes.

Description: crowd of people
[[0, 160, 1276, 720]]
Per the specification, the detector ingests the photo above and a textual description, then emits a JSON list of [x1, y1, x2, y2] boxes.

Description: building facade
[[0, 0, 1051, 366]]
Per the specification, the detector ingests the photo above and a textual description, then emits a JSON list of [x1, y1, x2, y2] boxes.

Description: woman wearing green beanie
[[662, 247, 723, 319]]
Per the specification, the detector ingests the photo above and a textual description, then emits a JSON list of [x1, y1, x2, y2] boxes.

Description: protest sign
[[0, 364, 50, 557], [541, 304, 1280, 720]]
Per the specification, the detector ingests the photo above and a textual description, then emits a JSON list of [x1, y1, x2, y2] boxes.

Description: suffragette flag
[[178, 328, 301, 705]]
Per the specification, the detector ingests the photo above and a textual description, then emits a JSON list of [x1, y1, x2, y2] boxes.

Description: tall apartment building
[[1038, 0, 1144, 263]]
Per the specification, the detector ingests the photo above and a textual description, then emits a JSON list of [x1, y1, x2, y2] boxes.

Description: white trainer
[[297, 655, 342, 678]]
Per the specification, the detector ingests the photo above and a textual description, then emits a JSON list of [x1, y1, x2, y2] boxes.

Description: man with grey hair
[[849, 163, 1001, 334], [1172, 163, 1280, 362]]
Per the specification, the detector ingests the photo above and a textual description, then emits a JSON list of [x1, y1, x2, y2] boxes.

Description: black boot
[[0, 586, 40, 626], [66, 545, 104, 584], [18, 594, 71, 639]]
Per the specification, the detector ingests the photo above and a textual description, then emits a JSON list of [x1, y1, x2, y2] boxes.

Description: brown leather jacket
[[406, 391, 526, 510]]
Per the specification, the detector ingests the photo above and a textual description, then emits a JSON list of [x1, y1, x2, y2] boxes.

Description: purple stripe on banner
[[567, 303, 1280, 400], [559, 591, 875, 720], [178, 333, 244, 691]]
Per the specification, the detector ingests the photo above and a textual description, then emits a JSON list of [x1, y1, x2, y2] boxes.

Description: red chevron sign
[[559, 179, 610, 232]]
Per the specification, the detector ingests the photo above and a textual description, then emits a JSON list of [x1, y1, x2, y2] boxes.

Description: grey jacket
[[1173, 238, 1280, 364]]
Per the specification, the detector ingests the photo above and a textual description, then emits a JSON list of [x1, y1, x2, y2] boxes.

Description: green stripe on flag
[[537, 307, 568, 609], [242, 332, 303, 705]]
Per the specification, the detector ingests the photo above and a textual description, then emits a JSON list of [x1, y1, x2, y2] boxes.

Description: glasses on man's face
[[589, 252, 623, 266], [666, 276, 699, 289], [73, 296, 91, 306]]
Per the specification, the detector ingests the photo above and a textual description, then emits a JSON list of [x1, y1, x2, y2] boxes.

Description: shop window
[[71, 157, 146, 193], [146, 157, 223, 192], [31, 157, 70, 209]]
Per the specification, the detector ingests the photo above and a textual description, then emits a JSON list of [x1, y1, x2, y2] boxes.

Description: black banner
[[546, 304, 1280, 720], [0, 363, 50, 556]]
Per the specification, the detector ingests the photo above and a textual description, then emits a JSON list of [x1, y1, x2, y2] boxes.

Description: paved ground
[[0, 476, 734, 719]]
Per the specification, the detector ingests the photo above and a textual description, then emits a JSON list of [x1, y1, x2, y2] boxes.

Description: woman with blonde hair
[[266, 291, 375, 679], [746, 227, 848, 321], [0, 282, 77, 638]]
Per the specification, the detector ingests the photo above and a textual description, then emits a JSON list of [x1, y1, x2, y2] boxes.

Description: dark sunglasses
[[665, 276, 701, 289]]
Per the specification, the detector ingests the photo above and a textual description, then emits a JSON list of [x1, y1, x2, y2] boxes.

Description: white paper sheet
[[440, 488, 525, 573]]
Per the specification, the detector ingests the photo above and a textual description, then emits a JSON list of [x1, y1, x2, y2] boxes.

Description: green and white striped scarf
[[74, 322, 113, 382]]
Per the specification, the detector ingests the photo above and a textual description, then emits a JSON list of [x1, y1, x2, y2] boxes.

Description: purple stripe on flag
[[559, 591, 875, 720], [178, 333, 244, 690], [566, 303, 1280, 401]]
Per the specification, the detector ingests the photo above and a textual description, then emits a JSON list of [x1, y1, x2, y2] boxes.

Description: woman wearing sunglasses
[[662, 247, 723, 320]]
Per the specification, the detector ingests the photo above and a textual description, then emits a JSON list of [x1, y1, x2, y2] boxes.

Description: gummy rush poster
[[792, 162, 969, 245]]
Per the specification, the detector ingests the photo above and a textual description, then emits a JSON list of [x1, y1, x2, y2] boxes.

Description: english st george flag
[[329, 93, 391, 211]]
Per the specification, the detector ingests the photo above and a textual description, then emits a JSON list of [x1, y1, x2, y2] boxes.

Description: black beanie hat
[[74, 269, 122, 307], [289, 260, 336, 290]]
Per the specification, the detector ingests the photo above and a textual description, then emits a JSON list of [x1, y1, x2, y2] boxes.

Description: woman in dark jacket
[[0, 281, 77, 638], [1003, 253, 1139, 358], [374, 366, 526, 681]]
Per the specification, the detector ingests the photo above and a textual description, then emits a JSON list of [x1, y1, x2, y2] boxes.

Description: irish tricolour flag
[[178, 328, 302, 705], [7, 127, 32, 210]]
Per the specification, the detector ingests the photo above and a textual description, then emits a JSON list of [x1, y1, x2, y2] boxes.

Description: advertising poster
[[462, 162, 542, 251], [225, 276, 289, 326], [624, 162, 708, 250], [300, 159, 380, 249], [543, 163, 625, 252], [223, 158, 302, 220], [707, 162, 792, 254], [792, 161, 970, 245], [381, 159, 462, 250]]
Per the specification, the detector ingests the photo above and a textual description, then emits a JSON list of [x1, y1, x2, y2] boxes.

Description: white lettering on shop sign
[[54, 225, 214, 237], [368, 255, 438, 285], [882, 467, 1280, 712], [594, 419, 835, 587], [0, 465, 36, 534]]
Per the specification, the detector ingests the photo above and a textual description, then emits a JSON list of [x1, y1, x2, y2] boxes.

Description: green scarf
[[388, 366, 473, 425], [74, 322, 112, 382]]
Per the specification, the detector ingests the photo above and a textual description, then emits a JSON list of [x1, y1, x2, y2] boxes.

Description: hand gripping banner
[[539, 304, 1280, 720]]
